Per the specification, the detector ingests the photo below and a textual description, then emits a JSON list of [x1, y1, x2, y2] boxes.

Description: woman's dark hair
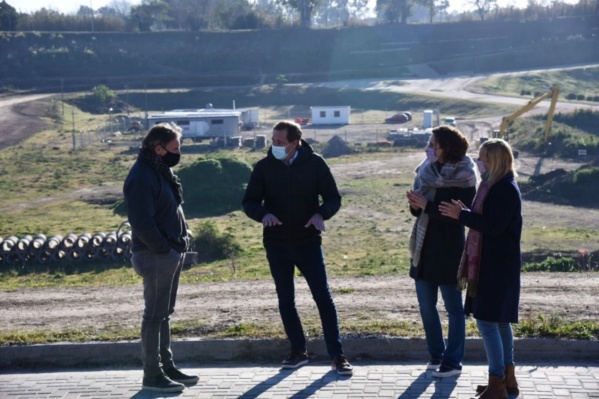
[[433, 125, 469, 163], [141, 122, 182, 151], [273, 120, 303, 142]]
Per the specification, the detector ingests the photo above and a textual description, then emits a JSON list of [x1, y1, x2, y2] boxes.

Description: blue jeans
[[476, 319, 515, 378], [415, 279, 465, 369], [131, 249, 183, 377], [265, 242, 343, 359]]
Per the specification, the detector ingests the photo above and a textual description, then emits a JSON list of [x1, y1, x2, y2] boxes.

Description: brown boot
[[504, 364, 519, 395], [474, 376, 507, 399], [476, 365, 519, 396]]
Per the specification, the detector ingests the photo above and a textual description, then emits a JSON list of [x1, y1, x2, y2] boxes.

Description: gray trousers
[[131, 249, 183, 377]]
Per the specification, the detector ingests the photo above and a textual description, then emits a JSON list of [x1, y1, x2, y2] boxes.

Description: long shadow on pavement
[[397, 372, 458, 399], [236, 368, 294, 398], [288, 370, 344, 398]]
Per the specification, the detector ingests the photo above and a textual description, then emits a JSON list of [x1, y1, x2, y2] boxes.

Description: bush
[[177, 157, 252, 217], [523, 256, 576, 272], [573, 166, 599, 185], [192, 220, 242, 264]]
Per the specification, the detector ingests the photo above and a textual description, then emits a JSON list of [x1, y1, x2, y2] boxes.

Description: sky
[[14, 0, 580, 15]]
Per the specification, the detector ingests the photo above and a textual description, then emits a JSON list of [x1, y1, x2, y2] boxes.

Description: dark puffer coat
[[410, 185, 476, 285], [242, 140, 341, 249], [460, 173, 522, 323]]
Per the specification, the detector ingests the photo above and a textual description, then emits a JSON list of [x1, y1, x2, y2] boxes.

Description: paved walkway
[[1, 362, 598, 398]]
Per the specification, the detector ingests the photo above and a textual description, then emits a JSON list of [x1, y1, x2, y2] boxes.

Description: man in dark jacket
[[124, 123, 198, 393], [242, 120, 353, 376]]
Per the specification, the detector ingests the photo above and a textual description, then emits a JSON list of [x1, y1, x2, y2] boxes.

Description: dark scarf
[[138, 148, 183, 205]]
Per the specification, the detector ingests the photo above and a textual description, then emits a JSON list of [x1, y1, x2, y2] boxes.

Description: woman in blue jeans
[[407, 126, 477, 378], [440, 139, 522, 398]]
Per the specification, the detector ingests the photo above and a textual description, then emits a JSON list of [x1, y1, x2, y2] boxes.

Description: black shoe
[[142, 372, 185, 393], [281, 350, 309, 369], [332, 354, 353, 376], [164, 367, 199, 384], [432, 365, 462, 378], [426, 359, 442, 370]]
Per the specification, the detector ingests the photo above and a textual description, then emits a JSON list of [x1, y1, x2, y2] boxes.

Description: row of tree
[[0, 0, 597, 32]]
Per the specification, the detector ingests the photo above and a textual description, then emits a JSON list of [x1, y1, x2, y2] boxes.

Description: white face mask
[[272, 145, 288, 160], [476, 159, 487, 174]]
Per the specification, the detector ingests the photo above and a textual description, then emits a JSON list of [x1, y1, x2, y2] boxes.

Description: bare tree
[[349, 0, 370, 20], [376, 0, 415, 24], [166, 0, 214, 30], [472, 0, 497, 21], [314, 0, 351, 26], [278, 0, 320, 27], [129, 0, 171, 31], [108, 0, 134, 17]]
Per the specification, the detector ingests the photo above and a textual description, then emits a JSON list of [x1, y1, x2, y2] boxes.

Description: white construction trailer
[[147, 109, 241, 142], [310, 106, 351, 125]]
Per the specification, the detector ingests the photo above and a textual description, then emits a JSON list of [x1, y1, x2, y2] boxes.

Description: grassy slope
[[1, 76, 599, 342]]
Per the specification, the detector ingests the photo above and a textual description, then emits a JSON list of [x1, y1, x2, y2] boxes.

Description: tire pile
[[0, 222, 132, 269]]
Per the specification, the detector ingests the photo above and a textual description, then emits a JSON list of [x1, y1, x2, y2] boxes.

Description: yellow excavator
[[496, 83, 559, 144]]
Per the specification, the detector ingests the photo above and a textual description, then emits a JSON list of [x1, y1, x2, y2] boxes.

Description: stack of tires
[[0, 222, 132, 270]]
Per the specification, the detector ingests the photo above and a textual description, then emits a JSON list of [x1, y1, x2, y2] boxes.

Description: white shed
[[310, 106, 351, 125]]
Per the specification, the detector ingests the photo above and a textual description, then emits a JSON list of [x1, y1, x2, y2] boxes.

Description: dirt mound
[[520, 163, 599, 208], [322, 135, 353, 158]]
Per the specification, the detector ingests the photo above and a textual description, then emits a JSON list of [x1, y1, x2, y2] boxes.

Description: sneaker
[[332, 354, 353, 376], [164, 367, 199, 384], [142, 372, 185, 393], [426, 359, 442, 370], [281, 350, 309, 369], [432, 365, 462, 378]]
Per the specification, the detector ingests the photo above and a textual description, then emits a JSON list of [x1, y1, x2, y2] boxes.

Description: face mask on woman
[[425, 146, 438, 163], [476, 159, 487, 174]]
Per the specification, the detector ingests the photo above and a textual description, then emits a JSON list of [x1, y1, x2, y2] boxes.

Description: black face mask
[[161, 150, 181, 167]]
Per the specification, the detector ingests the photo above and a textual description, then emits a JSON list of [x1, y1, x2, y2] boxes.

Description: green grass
[[0, 141, 596, 288], [1, 81, 598, 344], [521, 227, 597, 254], [1, 312, 595, 345], [468, 66, 599, 100], [0, 266, 139, 291]]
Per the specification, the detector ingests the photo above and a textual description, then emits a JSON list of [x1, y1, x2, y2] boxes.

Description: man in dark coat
[[124, 123, 198, 393], [242, 120, 353, 376]]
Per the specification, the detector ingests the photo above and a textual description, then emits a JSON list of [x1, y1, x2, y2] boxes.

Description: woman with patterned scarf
[[440, 139, 522, 399], [406, 125, 478, 378]]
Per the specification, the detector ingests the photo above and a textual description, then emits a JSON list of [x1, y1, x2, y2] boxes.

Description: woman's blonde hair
[[480, 139, 517, 183]]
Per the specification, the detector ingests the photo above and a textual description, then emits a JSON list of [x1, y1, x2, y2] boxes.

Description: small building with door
[[147, 108, 241, 142], [310, 106, 351, 125]]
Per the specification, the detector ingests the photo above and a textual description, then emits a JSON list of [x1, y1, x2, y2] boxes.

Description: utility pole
[[124, 84, 130, 115], [109, 107, 113, 135], [90, 0, 94, 32], [144, 83, 148, 128], [72, 108, 76, 150], [61, 78, 64, 116]]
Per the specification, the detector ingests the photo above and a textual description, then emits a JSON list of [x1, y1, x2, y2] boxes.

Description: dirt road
[[0, 94, 54, 150], [1, 273, 597, 339]]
